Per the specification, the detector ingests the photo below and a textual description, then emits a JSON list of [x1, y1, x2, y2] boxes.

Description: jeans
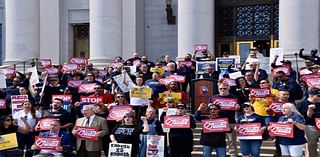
[[279, 144, 304, 157], [239, 140, 262, 157], [203, 145, 226, 157]]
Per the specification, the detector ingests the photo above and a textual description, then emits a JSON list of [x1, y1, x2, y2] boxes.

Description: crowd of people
[[0, 48, 319, 157]]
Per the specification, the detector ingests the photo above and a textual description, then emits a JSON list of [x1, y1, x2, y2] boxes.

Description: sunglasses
[[219, 88, 227, 90], [5, 119, 13, 121], [123, 115, 133, 119], [117, 96, 124, 98]]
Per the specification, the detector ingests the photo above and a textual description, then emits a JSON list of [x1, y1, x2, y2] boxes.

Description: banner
[[306, 78, 320, 88], [159, 92, 182, 104], [70, 57, 87, 65], [195, 44, 208, 51], [272, 66, 290, 76], [236, 123, 262, 140], [11, 95, 28, 115], [68, 80, 84, 88], [269, 102, 284, 114], [44, 67, 59, 75], [146, 135, 165, 157], [40, 59, 52, 68], [35, 136, 61, 150], [108, 143, 132, 157], [177, 61, 194, 68], [210, 98, 237, 110], [202, 118, 230, 133], [268, 122, 294, 138], [0, 68, 15, 76], [168, 74, 186, 83], [0, 99, 6, 109], [62, 64, 78, 72], [269, 48, 284, 66], [216, 58, 235, 70], [37, 118, 60, 131], [113, 72, 135, 93], [75, 126, 98, 140], [163, 116, 190, 128], [250, 88, 270, 98], [107, 105, 133, 121], [158, 78, 176, 86], [0, 133, 18, 151], [78, 83, 96, 93], [52, 95, 72, 112]]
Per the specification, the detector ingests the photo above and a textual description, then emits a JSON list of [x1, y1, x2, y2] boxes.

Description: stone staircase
[[191, 123, 277, 157]]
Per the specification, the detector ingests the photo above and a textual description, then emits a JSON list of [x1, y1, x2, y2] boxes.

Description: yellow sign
[[150, 67, 165, 75], [0, 133, 18, 151], [159, 92, 182, 104], [131, 87, 152, 99]]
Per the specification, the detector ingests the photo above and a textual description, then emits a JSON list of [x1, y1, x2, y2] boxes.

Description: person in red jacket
[[89, 85, 114, 105]]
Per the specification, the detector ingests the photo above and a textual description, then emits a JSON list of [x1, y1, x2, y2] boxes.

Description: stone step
[[191, 151, 275, 157], [192, 144, 277, 154]]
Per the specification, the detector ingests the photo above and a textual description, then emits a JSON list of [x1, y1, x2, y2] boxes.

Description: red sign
[[0, 99, 6, 109], [80, 96, 103, 104], [40, 59, 52, 68], [38, 118, 60, 131], [107, 105, 133, 121], [306, 78, 320, 88], [210, 98, 237, 110], [272, 66, 290, 76], [300, 74, 319, 82], [236, 123, 262, 140], [78, 83, 96, 93], [202, 118, 230, 133], [35, 136, 61, 150], [169, 75, 186, 83], [269, 122, 294, 138], [158, 78, 175, 86], [0, 68, 15, 76], [163, 116, 190, 128], [178, 61, 193, 68], [195, 44, 208, 51], [269, 102, 284, 114], [45, 67, 59, 75], [99, 70, 108, 76], [70, 58, 87, 65], [67, 80, 84, 88], [52, 95, 72, 102], [250, 88, 270, 98], [75, 126, 98, 140], [299, 68, 313, 76], [222, 78, 236, 86], [315, 118, 320, 131], [62, 64, 78, 72]]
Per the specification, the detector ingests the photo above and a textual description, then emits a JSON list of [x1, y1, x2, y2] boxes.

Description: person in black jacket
[[195, 103, 231, 157], [160, 103, 196, 157], [299, 48, 320, 65]]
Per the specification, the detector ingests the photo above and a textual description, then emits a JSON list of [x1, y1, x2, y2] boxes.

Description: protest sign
[[35, 136, 61, 150], [130, 87, 152, 106], [11, 95, 28, 115], [306, 78, 320, 88], [196, 61, 215, 74], [75, 126, 98, 140], [168, 74, 186, 83], [270, 48, 284, 66], [28, 66, 40, 85], [0, 133, 18, 151], [269, 102, 284, 114], [0, 99, 5, 109], [133, 60, 141, 66], [0, 74, 6, 88], [202, 118, 230, 133], [52, 95, 72, 112], [159, 92, 182, 104], [236, 123, 262, 140], [62, 64, 78, 72], [78, 83, 96, 93], [146, 135, 165, 157], [44, 67, 59, 75], [40, 59, 52, 68], [37, 118, 60, 131], [80, 96, 103, 104], [272, 66, 290, 76], [70, 58, 87, 65], [269, 122, 294, 138], [107, 105, 133, 121], [216, 57, 235, 70], [0, 68, 15, 76], [113, 72, 135, 93], [109, 62, 124, 69], [300, 68, 313, 76], [177, 61, 194, 68], [210, 98, 238, 110], [158, 108, 177, 132], [300, 74, 319, 83], [108, 143, 132, 157], [222, 78, 236, 86], [150, 67, 165, 76], [67, 80, 84, 88], [163, 116, 190, 128], [315, 118, 320, 131], [195, 44, 208, 51], [250, 88, 271, 98], [228, 71, 243, 80], [158, 78, 175, 86], [124, 66, 137, 75]]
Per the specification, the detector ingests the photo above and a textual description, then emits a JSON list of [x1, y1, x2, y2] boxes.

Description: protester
[[163, 81, 189, 104], [0, 115, 19, 157]]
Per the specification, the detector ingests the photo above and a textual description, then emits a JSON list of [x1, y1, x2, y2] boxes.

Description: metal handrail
[[2, 58, 39, 74]]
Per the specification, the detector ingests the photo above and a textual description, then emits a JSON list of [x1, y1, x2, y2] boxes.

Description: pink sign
[[269, 122, 294, 138], [236, 123, 262, 140], [269, 102, 284, 114], [107, 105, 133, 121], [169, 75, 186, 83], [1, 68, 15, 76], [315, 118, 320, 131], [70, 58, 87, 65], [62, 64, 78, 72], [163, 116, 190, 128], [250, 88, 270, 98], [67, 80, 84, 88], [272, 66, 290, 76], [45, 67, 59, 75], [35, 136, 61, 150], [75, 126, 98, 141], [178, 61, 193, 68], [222, 78, 236, 86], [40, 59, 52, 68], [78, 83, 96, 93], [210, 98, 238, 110], [158, 78, 175, 86], [202, 118, 230, 133], [37, 118, 60, 131], [0, 99, 5, 109], [195, 44, 208, 51], [306, 78, 320, 88]]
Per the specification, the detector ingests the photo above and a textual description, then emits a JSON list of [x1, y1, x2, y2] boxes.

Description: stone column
[[89, 0, 122, 67], [279, 0, 320, 55], [177, 0, 214, 58], [4, 0, 40, 65]]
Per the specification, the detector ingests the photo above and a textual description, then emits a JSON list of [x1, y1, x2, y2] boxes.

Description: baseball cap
[[176, 104, 186, 109], [280, 60, 291, 65], [309, 88, 320, 95]]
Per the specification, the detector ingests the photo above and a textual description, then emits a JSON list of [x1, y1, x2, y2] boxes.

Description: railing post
[[23, 61, 26, 74]]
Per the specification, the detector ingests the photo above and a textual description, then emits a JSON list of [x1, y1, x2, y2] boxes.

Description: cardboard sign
[[35, 136, 61, 150], [158, 78, 176, 86], [306, 78, 320, 88], [150, 67, 165, 76], [250, 88, 270, 98], [11, 95, 28, 115], [270, 48, 284, 66], [202, 118, 230, 133], [222, 78, 236, 87], [0, 68, 15, 76], [146, 135, 165, 157], [269, 102, 284, 114], [78, 83, 96, 93], [75, 126, 98, 140], [159, 92, 182, 104], [108, 143, 132, 157], [45, 67, 59, 75], [113, 72, 135, 93], [315, 118, 320, 131], [80, 96, 103, 104], [0, 99, 6, 109], [163, 116, 190, 128], [196, 61, 215, 74], [168, 75, 186, 83], [195, 44, 208, 51], [0, 133, 18, 151], [216, 58, 235, 70], [178, 61, 194, 68], [70, 58, 87, 65], [211, 98, 237, 110], [67, 80, 84, 88], [37, 118, 60, 131], [236, 123, 262, 140], [40, 59, 52, 68], [62, 64, 78, 72], [269, 122, 294, 138], [107, 105, 133, 121], [130, 87, 152, 99], [272, 66, 290, 76]]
